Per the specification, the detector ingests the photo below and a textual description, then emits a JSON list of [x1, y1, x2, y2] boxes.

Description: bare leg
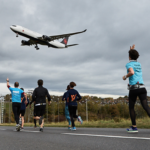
[[41, 119, 44, 128], [34, 116, 43, 128], [21, 116, 24, 128], [34, 116, 41, 120]]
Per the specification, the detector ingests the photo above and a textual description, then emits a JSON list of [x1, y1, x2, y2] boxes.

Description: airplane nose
[[10, 26, 13, 30]]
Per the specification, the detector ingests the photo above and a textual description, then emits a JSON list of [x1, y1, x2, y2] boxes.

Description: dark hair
[[128, 49, 139, 60], [38, 79, 43, 86], [20, 88, 24, 91], [66, 85, 70, 90], [14, 82, 19, 87], [69, 82, 76, 88]]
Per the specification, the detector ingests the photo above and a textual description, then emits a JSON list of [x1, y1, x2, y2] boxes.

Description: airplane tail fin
[[61, 37, 69, 45]]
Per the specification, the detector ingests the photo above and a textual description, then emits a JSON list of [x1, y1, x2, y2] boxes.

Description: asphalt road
[[0, 126, 150, 150]]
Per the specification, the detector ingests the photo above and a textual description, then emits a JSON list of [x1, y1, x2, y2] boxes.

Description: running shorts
[[35, 105, 46, 116], [20, 110, 25, 116]]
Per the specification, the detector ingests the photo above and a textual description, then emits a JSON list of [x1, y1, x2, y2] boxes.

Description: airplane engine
[[21, 40, 30, 46], [42, 35, 51, 41]]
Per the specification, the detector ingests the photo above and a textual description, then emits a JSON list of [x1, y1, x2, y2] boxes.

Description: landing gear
[[35, 44, 39, 50], [16, 33, 18, 37]]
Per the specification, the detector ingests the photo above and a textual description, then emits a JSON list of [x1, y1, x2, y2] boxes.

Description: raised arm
[[6, 78, 10, 87], [23, 93, 28, 104]]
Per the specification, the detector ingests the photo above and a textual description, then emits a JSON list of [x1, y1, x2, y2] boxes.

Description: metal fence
[[0, 97, 149, 124]]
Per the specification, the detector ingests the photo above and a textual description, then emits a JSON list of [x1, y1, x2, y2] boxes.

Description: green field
[[1, 118, 150, 129]]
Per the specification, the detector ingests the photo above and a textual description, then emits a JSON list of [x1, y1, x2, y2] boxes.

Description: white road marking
[[62, 133, 150, 140], [0, 128, 6, 130], [21, 130, 40, 133], [13, 130, 40, 132]]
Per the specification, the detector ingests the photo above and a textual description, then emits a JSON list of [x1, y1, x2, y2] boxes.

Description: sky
[[1, 0, 150, 98]]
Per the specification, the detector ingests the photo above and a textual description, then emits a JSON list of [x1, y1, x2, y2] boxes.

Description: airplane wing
[[28, 39, 36, 45], [37, 29, 87, 41], [21, 39, 37, 46]]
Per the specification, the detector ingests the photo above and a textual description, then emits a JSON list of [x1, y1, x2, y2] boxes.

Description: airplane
[[10, 25, 87, 50]]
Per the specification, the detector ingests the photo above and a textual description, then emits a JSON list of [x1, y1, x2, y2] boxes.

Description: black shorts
[[35, 105, 46, 116], [20, 110, 25, 116]]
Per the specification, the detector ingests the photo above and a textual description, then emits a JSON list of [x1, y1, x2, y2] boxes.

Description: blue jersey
[[20, 95, 29, 110], [8, 86, 24, 103], [62, 92, 69, 106], [126, 60, 144, 85], [65, 89, 82, 106]]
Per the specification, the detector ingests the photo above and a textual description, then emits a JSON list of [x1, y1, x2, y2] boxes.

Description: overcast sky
[[1, 0, 150, 98]]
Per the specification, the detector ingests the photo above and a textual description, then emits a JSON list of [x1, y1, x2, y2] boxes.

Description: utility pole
[[9, 98, 11, 123], [58, 97, 59, 122], [46, 98, 48, 123]]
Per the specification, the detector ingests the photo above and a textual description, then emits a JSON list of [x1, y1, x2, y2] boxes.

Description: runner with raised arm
[[62, 85, 71, 129], [66, 82, 83, 130], [31, 79, 51, 132], [123, 45, 150, 133], [6, 78, 27, 131]]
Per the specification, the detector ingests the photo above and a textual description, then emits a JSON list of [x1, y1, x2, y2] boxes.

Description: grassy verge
[[1, 118, 150, 128]]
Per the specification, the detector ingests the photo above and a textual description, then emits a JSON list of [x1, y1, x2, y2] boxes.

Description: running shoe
[[16, 124, 21, 131], [39, 128, 43, 132], [71, 127, 76, 131], [21, 127, 24, 130], [127, 126, 138, 133], [78, 116, 83, 124], [68, 127, 71, 130], [34, 126, 37, 128]]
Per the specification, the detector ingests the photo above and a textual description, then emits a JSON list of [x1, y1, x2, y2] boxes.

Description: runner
[[123, 45, 150, 133], [62, 85, 71, 129], [6, 78, 27, 131], [31, 79, 51, 132], [66, 81, 83, 130], [19, 88, 29, 129]]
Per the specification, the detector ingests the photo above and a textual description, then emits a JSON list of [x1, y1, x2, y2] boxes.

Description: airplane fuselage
[[10, 25, 65, 49]]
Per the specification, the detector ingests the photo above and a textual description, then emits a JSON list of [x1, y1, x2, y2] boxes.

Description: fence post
[[1, 97, 4, 123], [86, 99, 88, 122], [58, 97, 59, 122]]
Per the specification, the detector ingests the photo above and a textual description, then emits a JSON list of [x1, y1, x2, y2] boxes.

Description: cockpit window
[[12, 25, 16, 27]]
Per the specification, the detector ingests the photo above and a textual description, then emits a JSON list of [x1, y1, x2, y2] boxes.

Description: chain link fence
[[0, 95, 150, 124]]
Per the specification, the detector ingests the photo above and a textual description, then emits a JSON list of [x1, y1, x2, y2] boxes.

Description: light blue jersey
[[126, 60, 144, 85], [8, 87, 24, 103]]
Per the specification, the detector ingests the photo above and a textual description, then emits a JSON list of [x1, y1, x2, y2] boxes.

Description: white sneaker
[[78, 116, 83, 124]]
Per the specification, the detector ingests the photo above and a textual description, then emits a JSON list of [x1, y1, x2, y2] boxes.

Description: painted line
[[62, 133, 150, 140], [13, 130, 40, 132], [0, 128, 6, 130], [21, 130, 40, 133]]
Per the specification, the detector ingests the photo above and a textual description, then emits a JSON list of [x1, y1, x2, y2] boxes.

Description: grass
[[1, 118, 150, 129]]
